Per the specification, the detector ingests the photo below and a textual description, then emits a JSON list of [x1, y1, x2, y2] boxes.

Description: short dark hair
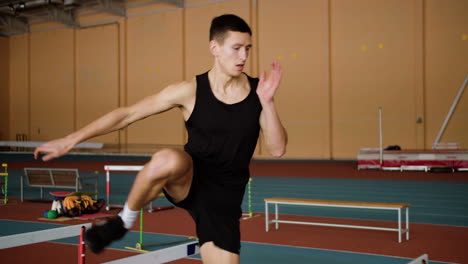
[[209, 14, 252, 43]]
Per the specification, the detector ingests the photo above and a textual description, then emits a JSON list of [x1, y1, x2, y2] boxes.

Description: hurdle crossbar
[[0, 223, 92, 249], [105, 165, 145, 171], [0, 141, 103, 149], [103, 241, 200, 264]]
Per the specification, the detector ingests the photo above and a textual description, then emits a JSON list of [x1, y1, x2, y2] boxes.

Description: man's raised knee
[[149, 148, 190, 176]]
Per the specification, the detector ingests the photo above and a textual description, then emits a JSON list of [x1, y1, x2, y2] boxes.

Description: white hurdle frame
[[0, 223, 92, 249], [407, 254, 429, 264], [0, 141, 103, 149], [102, 241, 200, 264], [104, 165, 154, 212], [0, 223, 92, 264]]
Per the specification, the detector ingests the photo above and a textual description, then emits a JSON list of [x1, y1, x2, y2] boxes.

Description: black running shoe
[[84, 216, 128, 254]]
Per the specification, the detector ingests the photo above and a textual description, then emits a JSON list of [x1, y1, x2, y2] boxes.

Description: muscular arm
[[34, 80, 195, 161], [257, 61, 287, 157], [260, 103, 288, 157]]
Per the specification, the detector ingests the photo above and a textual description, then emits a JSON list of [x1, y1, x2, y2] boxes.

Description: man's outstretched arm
[[34, 81, 192, 161]]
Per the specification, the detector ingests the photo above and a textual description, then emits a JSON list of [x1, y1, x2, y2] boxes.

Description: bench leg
[[398, 208, 402, 243], [406, 207, 410, 241], [20, 176, 23, 202], [275, 203, 279, 230], [265, 201, 269, 232]]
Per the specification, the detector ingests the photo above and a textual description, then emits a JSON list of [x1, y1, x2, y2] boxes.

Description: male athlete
[[34, 14, 287, 263]]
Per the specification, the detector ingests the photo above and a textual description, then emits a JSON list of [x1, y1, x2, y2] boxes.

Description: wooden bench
[[264, 197, 410, 243], [21, 168, 98, 201]]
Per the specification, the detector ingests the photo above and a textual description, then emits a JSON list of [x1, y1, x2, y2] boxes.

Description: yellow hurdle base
[[124, 246, 149, 253], [125, 237, 198, 253], [242, 214, 260, 220]]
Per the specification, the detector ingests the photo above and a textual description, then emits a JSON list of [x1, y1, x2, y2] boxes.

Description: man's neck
[[208, 65, 242, 93]]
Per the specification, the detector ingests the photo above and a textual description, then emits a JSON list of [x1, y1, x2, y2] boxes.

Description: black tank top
[[184, 72, 262, 189]]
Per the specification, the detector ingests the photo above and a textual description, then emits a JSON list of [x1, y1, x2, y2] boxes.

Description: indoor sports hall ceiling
[[0, 0, 184, 36]]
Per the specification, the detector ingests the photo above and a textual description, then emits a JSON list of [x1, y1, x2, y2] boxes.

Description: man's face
[[212, 31, 252, 76]]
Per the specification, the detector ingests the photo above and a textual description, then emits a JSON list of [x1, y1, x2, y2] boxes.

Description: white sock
[[118, 202, 140, 229]]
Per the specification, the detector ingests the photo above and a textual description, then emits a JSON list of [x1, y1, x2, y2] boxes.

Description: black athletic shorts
[[162, 158, 245, 254]]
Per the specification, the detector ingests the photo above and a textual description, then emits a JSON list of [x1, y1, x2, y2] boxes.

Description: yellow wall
[[3, 0, 468, 159], [30, 29, 75, 141], [331, 0, 423, 158], [0, 37, 9, 140], [126, 8, 185, 146], [258, 0, 330, 158], [76, 24, 120, 144], [8, 35, 29, 140]]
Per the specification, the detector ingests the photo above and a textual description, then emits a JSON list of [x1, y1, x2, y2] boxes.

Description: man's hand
[[34, 138, 75, 161], [257, 60, 283, 104]]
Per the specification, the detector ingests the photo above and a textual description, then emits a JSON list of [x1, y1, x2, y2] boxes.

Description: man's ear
[[209, 39, 218, 56]]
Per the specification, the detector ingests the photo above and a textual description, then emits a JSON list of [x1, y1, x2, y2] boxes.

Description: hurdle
[[104, 165, 153, 211], [242, 177, 259, 220], [0, 163, 7, 204], [0, 223, 91, 264], [0, 141, 103, 149], [124, 201, 185, 253], [406, 254, 429, 264], [104, 165, 175, 213], [104, 240, 200, 264]]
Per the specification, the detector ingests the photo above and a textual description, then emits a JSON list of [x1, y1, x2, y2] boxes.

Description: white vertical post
[[379, 107, 383, 168], [406, 207, 410, 240], [398, 208, 402, 243], [106, 168, 110, 211], [20, 175, 23, 202], [275, 203, 279, 230]]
